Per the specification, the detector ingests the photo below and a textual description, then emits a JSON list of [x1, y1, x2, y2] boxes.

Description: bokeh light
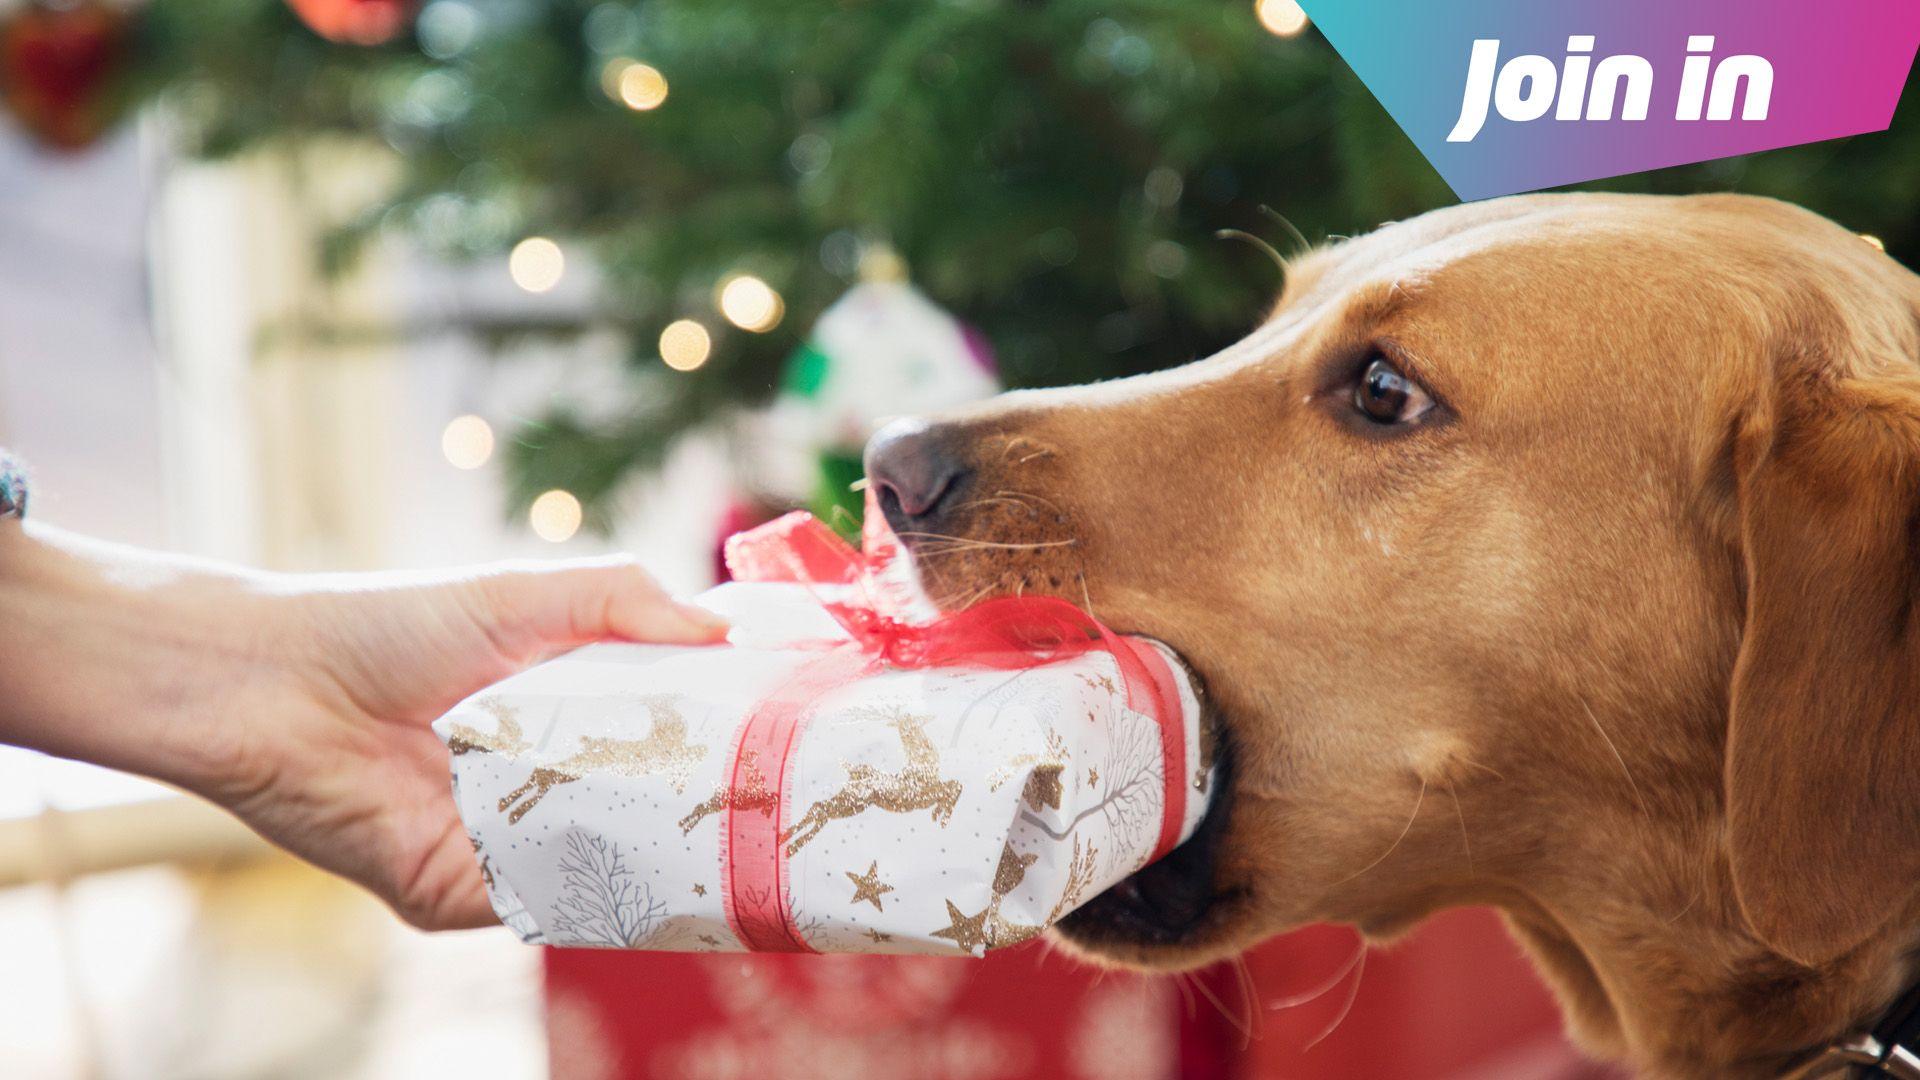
[[1256, 0, 1310, 36], [288, 0, 410, 45], [416, 1, 481, 60], [508, 237, 565, 293], [1145, 239, 1189, 278], [616, 63, 669, 111], [529, 489, 583, 542], [659, 319, 712, 371], [716, 274, 783, 332], [440, 414, 495, 470]]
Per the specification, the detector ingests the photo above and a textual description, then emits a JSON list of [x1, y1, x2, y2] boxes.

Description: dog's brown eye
[[1354, 357, 1433, 425]]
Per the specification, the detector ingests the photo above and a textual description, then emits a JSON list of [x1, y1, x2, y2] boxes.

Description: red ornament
[[0, 0, 128, 152], [286, 0, 413, 46]]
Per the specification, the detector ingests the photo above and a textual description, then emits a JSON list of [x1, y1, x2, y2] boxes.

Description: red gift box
[[541, 907, 1625, 1079], [544, 944, 1208, 1080]]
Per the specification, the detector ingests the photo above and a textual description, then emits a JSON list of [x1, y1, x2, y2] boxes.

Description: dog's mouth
[[1054, 718, 1239, 956], [881, 519, 1241, 957]]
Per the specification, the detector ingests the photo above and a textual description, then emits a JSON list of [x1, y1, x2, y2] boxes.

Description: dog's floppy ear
[[1727, 374, 1920, 967]]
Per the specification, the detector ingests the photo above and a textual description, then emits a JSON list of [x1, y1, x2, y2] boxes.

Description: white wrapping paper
[[435, 582, 1212, 956]]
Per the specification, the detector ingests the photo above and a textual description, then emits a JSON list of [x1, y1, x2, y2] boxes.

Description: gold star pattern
[[929, 899, 991, 954], [846, 860, 894, 911], [692, 883, 707, 896], [1087, 767, 1100, 787], [864, 928, 892, 944]]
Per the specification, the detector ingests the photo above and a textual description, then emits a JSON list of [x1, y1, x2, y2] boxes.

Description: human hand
[[0, 526, 728, 930]]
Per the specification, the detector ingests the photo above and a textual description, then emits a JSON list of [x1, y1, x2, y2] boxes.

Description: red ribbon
[[715, 510, 1187, 953]]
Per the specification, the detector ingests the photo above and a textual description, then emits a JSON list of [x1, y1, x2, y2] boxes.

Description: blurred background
[[0, 0, 1913, 1077]]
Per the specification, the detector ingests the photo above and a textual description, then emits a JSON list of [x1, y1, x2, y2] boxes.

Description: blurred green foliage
[[129, 0, 1920, 519]]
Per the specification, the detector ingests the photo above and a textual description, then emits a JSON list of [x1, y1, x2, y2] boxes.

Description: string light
[[615, 62, 669, 111], [1256, 0, 1309, 36], [600, 57, 631, 100], [716, 274, 784, 332], [440, 414, 494, 469], [529, 489, 583, 542], [659, 319, 712, 371], [509, 237, 565, 293], [1862, 233, 1887, 251]]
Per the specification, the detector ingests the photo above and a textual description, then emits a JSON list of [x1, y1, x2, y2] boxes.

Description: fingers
[[397, 868, 501, 932], [595, 561, 732, 645], [389, 824, 504, 932], [475, 556, 728, 663]]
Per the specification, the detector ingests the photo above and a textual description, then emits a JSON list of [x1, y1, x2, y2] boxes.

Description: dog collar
[[1821, 976, 1920, 1079]]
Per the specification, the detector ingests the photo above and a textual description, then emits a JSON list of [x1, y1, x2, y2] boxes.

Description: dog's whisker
[[1579, 697, 1651, 819], [993, 488, 1067, 515], [897, 547, 994, 565], [960, 581, 1003, 608], [1446, 782, 1474, 876], [1266, 930, 1366, 1010], [1258, 203, 1315, 257], [1076, 571, 1099, 621], [1331, 777, 1427, 886], [1233, 954, 1263, 1039], [1216, 227, 1288, 280], [897, 544, 985, 559], [999, 436, 1039, 461], [934, 578, 1005, 612], [1172, 972, 1198, 1020], [1454, 756, 1506, 782], [1190, 965, 1255, 1048], [888, 528, 972, 545], [900, 543, 1072, 567], [1303, 948, 1368, 1051], [894, 533, 1078, 551], [1666, 888, 1703, 925], [948, 495, 1039, 518], [998, 440, 1060, 467]]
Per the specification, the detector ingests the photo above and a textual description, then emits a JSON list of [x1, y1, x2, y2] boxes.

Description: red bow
[[725, 510, 1173, 706]]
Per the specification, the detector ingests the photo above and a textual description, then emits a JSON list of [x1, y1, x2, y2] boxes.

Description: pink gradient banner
[[1299, 0, 1920, 200]]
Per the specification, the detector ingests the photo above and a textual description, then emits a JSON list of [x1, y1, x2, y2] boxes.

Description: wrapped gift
[[436, 514, 1213, 956]]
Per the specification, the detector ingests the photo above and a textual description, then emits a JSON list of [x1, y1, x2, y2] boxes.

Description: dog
[[862, 192, 1920, 1080]]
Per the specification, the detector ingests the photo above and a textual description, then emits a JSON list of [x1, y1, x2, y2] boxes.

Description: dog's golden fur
[[893, 193, 1920, 1079]]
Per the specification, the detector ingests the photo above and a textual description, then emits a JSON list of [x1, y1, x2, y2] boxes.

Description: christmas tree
[[40, 0, 1920, 521]]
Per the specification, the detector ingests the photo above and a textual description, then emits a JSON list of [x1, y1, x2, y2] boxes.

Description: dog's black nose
[[865, 418, 968, 529]]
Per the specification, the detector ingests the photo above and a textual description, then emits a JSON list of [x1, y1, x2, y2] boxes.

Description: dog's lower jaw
[[1046, 740, 1255, 971], [1047, 899, 1260, 973]]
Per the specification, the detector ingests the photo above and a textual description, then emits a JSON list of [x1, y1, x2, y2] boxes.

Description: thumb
[[473, 556, 729, 663]]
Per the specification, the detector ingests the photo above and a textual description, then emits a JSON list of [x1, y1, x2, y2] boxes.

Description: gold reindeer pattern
[[449, 646, 1185, 954], [983, 843, 1045, 948], [932, 836, 1103, 953], [498, 696, 708, 825], [444, 698, 533, 757], [993, 837, 1100, 949], [780, 706, 962, 856], [677, 749, 777, 834], [987, 727, 1070, 811]]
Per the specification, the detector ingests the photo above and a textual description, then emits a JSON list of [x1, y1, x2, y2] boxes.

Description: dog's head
[[866, 193, 1920, 1064]]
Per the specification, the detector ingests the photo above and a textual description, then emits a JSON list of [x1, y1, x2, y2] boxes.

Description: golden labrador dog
[[863, 193, 1920, 1080]]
